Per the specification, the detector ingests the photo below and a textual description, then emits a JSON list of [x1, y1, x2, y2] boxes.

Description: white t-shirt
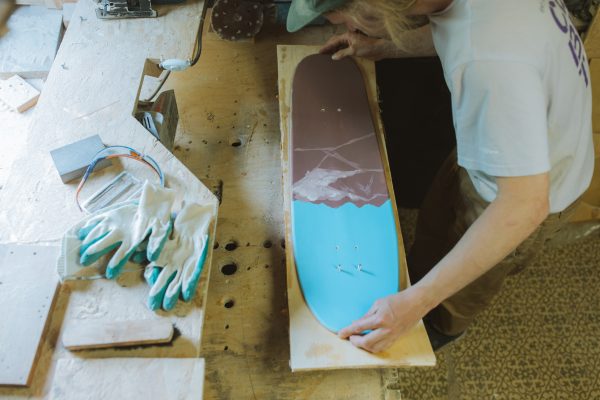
[[429, 0, 595, 212]]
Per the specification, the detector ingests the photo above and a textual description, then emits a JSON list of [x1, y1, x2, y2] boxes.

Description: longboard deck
[[290, 54, 400, 333], [279, 45, 434, 371]]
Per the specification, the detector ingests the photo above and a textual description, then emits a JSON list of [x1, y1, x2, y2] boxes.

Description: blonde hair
[[337, 0, 420, 48]]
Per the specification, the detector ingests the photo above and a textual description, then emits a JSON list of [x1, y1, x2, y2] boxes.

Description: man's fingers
[[338, 313, 381, 339], [332, 46, 355, 60], [348, 329, 387, 353], [319, 34, 349, 54]]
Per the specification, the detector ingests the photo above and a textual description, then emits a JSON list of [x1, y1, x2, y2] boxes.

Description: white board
[[0, 244, 59, 386], [0, 5, 63, 79]]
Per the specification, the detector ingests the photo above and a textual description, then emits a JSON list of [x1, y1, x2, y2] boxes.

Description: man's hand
[[338, 286, 433, 353], [320, 31, 398, 61]]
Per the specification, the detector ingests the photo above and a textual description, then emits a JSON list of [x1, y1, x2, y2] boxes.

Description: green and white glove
[[78, 181, 176, 279], [144, 203, 212, 311]]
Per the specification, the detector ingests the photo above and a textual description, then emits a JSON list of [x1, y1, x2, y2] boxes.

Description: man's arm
[[320, 24, 437, 61], [338, 172, 550, 353]]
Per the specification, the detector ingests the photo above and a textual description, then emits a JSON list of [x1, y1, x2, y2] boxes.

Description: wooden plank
[[0, 74, 40, 112], [0, 244, 59, 386], [277, 45, 435, 371], [50, 358, 205, 400], [62, 319, 174, 350], [0, 6, 63, 79]]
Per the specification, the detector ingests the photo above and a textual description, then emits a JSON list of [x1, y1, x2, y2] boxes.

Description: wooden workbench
[[0, 4, 432, 399], [162, 20, 432, 399]]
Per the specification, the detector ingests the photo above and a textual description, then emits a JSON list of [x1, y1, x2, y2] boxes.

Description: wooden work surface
[[0, 0, 216, 398], [156, 19, 434, 399], [1, 7, 433, 400], [277, 45, 434, 371]]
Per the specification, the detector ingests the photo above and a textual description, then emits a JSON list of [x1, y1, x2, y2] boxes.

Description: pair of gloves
[[77, 181, 212, 311]]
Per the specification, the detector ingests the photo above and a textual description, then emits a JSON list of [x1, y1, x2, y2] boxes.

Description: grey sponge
[[50, 135, 112, 183]]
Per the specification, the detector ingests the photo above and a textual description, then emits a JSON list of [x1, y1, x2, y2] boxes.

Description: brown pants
[[407, 150, 579, 336]]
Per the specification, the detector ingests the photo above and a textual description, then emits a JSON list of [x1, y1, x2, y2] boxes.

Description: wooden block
[[277, 45, 435, 371], [0, 75, 40, 112], [0, 6, 63, 79], [62, 319, 174, 350], [0, 244, 59, 386], [50, 358, 205, 400]]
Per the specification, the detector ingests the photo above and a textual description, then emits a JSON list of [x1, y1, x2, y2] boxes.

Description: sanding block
[[62, 320, 174, 350], [50, 135, 112, 183]]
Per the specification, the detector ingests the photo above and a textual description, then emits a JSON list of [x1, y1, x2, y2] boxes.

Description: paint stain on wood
[[304, 343, 333, 358]]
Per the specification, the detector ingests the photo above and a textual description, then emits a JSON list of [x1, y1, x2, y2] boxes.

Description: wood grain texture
[[0, 0, 214, 397], [277, 45, 435, 371], [50, 358, 205, 400], [0, 244, 59, 386], [62, 319, 174, 350]]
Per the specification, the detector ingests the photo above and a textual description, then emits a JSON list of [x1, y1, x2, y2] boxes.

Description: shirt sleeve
[[450, 60, 551, 177]]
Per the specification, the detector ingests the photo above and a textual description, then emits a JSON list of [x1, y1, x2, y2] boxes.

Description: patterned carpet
[[389, 209, 600, 400]]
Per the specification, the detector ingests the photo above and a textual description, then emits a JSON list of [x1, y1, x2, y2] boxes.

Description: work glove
[[144, 202, 212, 311], [58, 201, 137, 281], [78, 181, 175, 279]]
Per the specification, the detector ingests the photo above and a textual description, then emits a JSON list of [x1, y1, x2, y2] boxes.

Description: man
[[287, 0, 595, 352]]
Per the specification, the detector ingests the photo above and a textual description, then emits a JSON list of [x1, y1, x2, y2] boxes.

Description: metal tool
[[95, 0, 157, 19], [81, 171, 143, 214], [136, 89, 179, 151]]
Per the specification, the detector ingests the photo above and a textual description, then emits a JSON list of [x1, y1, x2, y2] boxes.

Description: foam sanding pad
[[211, 0, 263, 41], [50, 135, 111, 183]]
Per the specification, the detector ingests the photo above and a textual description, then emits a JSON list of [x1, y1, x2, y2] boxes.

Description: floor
[[390, 208, 600, 400]]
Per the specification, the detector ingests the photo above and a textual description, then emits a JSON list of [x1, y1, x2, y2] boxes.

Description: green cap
[[286, 0, 349, 32]]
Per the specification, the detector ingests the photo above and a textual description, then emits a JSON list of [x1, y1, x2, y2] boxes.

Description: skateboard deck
[[290, 54, 400, 333]]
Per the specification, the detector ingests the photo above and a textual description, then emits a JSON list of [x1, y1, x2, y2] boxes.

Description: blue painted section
[[292, 199, 400, 333]]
